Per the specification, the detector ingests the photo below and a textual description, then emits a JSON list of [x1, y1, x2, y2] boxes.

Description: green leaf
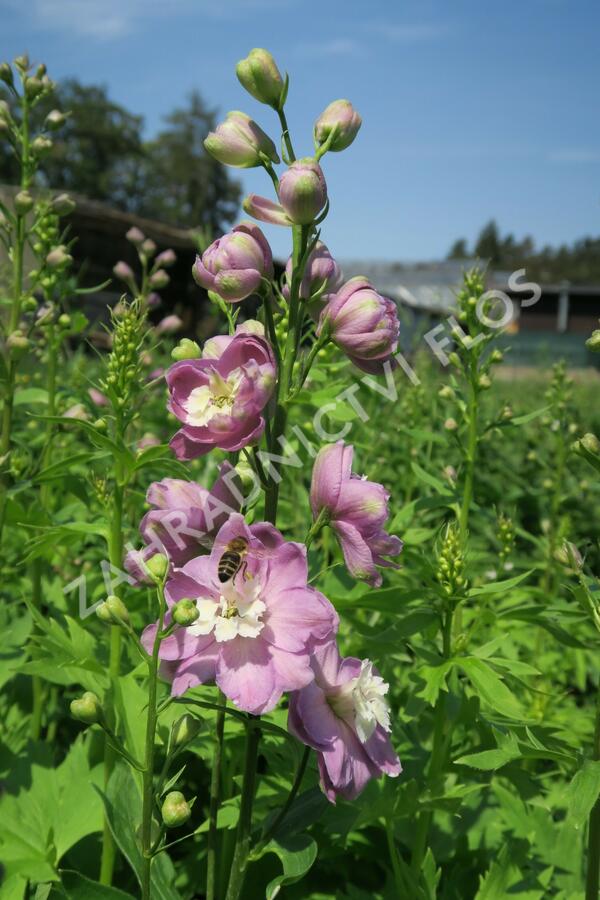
[[97, 763, 180, 899], [58, 871, 136, 899], [0, 738, 103, 883], [455, 731, 521, 770], [475, 845, 518, 898], [564, 760, 600, 827], [459, 657, 523, 719], [410, 462, 453, 497], [263, 833, 318, 899], [14, 388, 49, 405], [467, 569, 533, 597], [416, 659, 455, 706], [509, 405, 550, 426]]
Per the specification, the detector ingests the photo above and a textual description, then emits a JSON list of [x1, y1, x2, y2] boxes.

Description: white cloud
[[369, 22, 452, 43]]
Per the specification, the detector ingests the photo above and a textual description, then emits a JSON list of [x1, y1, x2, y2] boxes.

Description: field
[[3, 49, 600, 900]]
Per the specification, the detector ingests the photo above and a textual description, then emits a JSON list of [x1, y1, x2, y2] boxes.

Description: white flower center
[[183, 368, 243, 427], [329, 659, 391, 743], [186, 578, 265, 642]]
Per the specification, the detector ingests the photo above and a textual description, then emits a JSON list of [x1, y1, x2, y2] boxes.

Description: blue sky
[[1, 0, 599, 261]]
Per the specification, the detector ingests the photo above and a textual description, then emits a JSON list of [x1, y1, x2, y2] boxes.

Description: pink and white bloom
[[319, 276, 400, 374], [167, 327, 276, 460], [204, 111, 279, 169], [125, 462, 242, 583], [288, 641, 401, 802], [311, 442, 403, 587], [243, 159, 327, 228], [142, 514, 339, 714], [193, 222, 273, 304]]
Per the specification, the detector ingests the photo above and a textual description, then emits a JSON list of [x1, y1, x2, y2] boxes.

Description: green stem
[[459, 363, 478, 543], [224, 722, 261, 900], [410, 605, 454, 875], [141, 583, 167, 900], [0, 113, 29, 546], [99, 439, 125, 885], [207, 691, 226, 900], [305, 507, 330, 551], [386, 817, 408, 897], [586, 688, 600, 899], [277, 109, 296, 162], [252, 746, 309, 856]]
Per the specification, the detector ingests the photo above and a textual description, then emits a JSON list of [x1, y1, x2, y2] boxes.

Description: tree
[[0, 80, 240, 235], [474, 220, 502, 266], [135, 91, 240, 235], [448, 238, 468, 259]]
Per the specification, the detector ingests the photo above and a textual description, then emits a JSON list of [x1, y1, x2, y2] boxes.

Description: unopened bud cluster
[[497, 513, 515, 569], [112, 226, 176, 311], [436, 523, 466, 599], [100, 300, 147, 408]]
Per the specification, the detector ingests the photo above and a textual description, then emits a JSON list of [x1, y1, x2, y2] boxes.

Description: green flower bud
[[22, 296, 38, 313], [236, 48, 284, 108], [579, 433, 600, 455], [96, 594, 130, 626], [31, 135, 52, 156], [52, 193, 75, 216], [58, 313, 71, 328], [448, 351, 461, 367], [13, 54, 30, 73], [171, 713, 202, 749], [171, 338, 201, 361], [553, 541, 583, 570], [46, 247, 72, 270], [490, 349, 504, 364], [161, 791, 191, 828], [438, 386, 454, 400], [478, 374, 491, 390], [24, 76, 43, 99], [45, 109, 66, 130], [93, 418, 107, 431], [145, 553, 169, 581], [314, 99, 362, 153], [14, 190, 34, 215], [444, 417, 458, 431], [172, 598, 200, 627], [70, 691, 103, 724], [0, 62, 14, 86], [7, 332, 30, 355]]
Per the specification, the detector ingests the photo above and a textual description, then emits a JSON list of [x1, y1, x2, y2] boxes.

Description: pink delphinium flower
[[318, 276, 399, 374], [156, 315, 183, 335], [310, 441, 403, 587], [167, 327, 276, 460], [142, 514, 338, 714], [125, 462, 242, 583], [193, 221, 273, 304], [88, 387, 108, 407], [288, 641, 401, 802]]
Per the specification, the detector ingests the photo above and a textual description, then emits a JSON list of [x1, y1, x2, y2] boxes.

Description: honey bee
[[217, 537, 250, 583]]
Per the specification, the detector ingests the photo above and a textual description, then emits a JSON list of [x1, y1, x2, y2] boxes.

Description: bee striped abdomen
[[218, 551, 243, 583]]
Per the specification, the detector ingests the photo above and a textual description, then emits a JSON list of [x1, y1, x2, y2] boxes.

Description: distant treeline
[[448, 220, 600, 285]]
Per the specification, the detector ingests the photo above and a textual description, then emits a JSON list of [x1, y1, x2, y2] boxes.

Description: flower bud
[[7, 332, 30, 355], [278, 158, 327, 225], [52, 193, 75, 216], [156, 314, 182, 335], [161, 791, 191, 828], [126, 226, 145, 246], [31, 136, 52, 156], [57, 313, 71, 328], [141, 238, 157, 258], [554, 541, 583, 570], [171, 714, 202, 749], [45, 109, 66, 130], [314, 99, 362, 153], [0, 63, 13, 86], [490, 349, 504, 364], [14, 190, 34, 215], [145, 553, 169, 581], [579, 433, 600, 455], [96, 594, 130, 625], [438, 386, 455, 400], [171, 338, 201, 361], [172, 598, 200, 627], [444, 417, 458, 431], [236, 48, 284, 108], [586, 330, 600, 353], [70, 691, 103, 725], [113, 261, 134, 282], [14, 55, 30, 73], [149, 269, 169, 289], [0, 100, 10, 122], [478, 374, 491, 390], [24, 76, 43, 100], [46, 246, 71, 269], [155, 249, 176, 268], [448, 352, 461, 367], [204, 110, 279, 169]]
